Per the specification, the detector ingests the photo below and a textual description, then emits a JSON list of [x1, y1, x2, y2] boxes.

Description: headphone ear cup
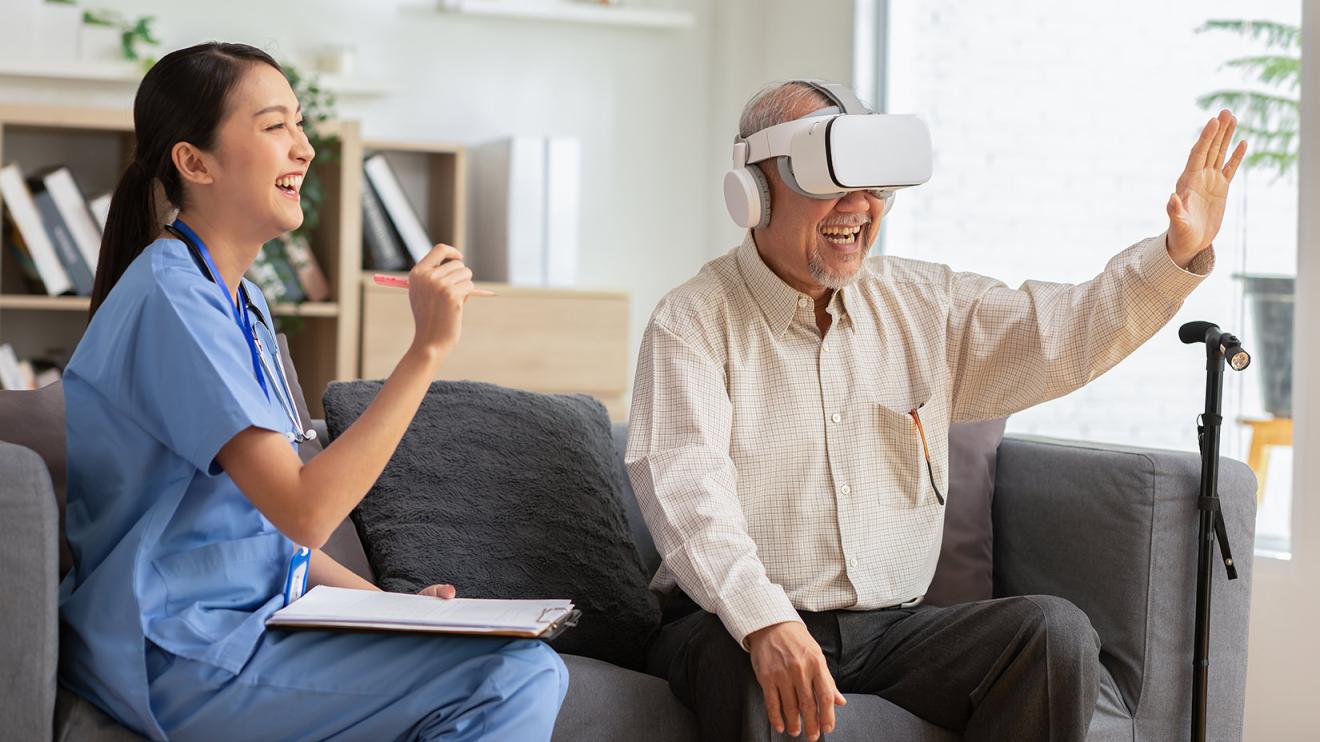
[[748, 165, 772, 229], [881, 191, 895, 217], [723, 165, 773, 229]]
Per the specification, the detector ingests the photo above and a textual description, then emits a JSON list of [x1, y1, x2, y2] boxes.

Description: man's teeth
[[276, 175, 303, 191], [820, 224, 864, 244]]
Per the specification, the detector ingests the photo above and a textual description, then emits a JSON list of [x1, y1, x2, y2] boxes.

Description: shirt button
[[798, 296, 810, 309], [848, 557, 858, 568], [840, 484, 852, 496], [822, 341, 831, 352], [831, 413, 842, 423]]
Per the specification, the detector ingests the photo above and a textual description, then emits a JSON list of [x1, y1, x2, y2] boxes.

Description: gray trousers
[[648, 594, 1102, 742]]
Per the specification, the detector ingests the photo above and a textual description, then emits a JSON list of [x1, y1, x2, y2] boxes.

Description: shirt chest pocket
[[866, 387, 949, 508]]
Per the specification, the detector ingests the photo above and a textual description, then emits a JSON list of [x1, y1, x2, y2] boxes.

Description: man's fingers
[[794, 675, 820, 741], [813, 670, 838, 735], [1166, 192, 1182, 221], [1207, 111, 1231, 171], [1224, 139, 1248, 182], [762, 685, 786, 735], [1213, 112, 1236, 171], [780, 684, 803, 737], [1186, 116, 1219, 172]]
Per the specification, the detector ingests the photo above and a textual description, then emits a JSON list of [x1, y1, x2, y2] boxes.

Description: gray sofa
[[1, 415, 1256, 741]]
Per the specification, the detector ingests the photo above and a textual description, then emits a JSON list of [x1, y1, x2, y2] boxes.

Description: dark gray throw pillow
[[322, 379, 660, 670], [923, 418, 1008, 607]]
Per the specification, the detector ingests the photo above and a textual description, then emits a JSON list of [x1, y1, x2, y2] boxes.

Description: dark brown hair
[[89, 42, 281, 319]]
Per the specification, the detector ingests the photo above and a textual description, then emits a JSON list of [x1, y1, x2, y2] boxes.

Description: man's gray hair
[[737, 81, 839, 138]]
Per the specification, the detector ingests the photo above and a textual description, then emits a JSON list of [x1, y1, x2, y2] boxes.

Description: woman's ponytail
[[88, 160, 160, 319]]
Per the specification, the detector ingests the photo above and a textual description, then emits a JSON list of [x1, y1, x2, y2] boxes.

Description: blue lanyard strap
[[170, 219, 270, 401]]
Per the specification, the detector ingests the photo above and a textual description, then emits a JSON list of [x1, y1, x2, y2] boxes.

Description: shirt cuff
[[718, 584, 803, 651], [1138, 231, 1215, 301]]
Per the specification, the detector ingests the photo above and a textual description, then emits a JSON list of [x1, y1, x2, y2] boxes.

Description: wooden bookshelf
[[0, 104, 632, 421], [0, 294, 340, 317]]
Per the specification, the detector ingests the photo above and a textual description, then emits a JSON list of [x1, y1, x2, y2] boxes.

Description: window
[[878, 0, 1301, 555]]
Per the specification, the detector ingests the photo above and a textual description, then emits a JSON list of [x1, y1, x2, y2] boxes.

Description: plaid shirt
[[626, 232, 1212, 647]]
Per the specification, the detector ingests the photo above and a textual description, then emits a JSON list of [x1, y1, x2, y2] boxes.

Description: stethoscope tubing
[[163, 223, 317, 445]]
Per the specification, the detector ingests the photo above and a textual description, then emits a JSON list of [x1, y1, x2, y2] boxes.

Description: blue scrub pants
[[146, 628, 568, 741]]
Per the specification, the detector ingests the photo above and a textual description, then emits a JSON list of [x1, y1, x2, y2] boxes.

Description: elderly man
[[626, 80, 1244, 742]]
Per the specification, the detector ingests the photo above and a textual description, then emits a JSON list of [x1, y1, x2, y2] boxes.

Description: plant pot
[[1237, 274, 1294, 418]]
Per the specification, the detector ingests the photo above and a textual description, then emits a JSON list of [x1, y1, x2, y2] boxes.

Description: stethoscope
[[164, 220, 317, 445]]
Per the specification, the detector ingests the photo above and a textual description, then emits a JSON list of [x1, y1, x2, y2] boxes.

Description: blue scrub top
[[59, 237, 299, 739]]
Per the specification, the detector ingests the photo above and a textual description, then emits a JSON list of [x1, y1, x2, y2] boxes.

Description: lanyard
[[169, 219, 269, 401]]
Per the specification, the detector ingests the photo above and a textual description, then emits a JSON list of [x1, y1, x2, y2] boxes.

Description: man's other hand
[[1166, 109, 1247, 269], [747, 621, 847, 740]]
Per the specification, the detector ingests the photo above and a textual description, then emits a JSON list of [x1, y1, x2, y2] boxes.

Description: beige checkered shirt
[[626, 232, 1212, 647]]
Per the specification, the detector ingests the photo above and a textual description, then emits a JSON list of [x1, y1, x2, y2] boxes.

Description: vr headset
[[723, 80, 933, 229]]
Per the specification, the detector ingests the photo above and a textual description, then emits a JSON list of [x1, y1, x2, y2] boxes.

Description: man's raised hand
[[1166, 109, 1247, 269]]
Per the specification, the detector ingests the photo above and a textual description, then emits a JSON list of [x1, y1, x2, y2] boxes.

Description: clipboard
[[265, 586, 581, 641]]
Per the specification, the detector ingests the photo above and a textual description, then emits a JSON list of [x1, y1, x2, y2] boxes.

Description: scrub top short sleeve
[[130, 269, 286, 475]]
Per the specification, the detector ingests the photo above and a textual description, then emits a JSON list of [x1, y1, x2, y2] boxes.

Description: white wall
[[1242, 5, 1320, 738]]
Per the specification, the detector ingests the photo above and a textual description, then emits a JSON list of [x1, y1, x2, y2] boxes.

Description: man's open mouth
[[820, 223, 864, 245]]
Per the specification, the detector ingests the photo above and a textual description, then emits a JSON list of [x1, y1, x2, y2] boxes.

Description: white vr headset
[[724, 80, 933, 229]]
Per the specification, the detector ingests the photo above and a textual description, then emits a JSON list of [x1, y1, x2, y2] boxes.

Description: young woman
[[59, 42, 567, 741]]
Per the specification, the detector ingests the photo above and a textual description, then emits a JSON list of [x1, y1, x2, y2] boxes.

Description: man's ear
[[171, 141, 214, 187]]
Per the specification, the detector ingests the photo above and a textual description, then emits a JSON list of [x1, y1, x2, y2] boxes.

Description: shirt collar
[[736, 232, 856, 337]]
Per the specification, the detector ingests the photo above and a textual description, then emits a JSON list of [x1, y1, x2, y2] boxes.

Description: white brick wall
[[884, 0, 1301, 542]]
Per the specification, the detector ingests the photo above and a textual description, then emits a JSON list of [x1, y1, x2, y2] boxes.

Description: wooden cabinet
[[361, 276, 629, 420]]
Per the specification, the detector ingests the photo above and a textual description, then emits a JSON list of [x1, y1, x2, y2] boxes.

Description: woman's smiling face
[[201, 62, 315, 241]]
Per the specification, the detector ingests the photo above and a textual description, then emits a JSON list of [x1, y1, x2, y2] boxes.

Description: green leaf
[[82, 10, 118, 26], [1221, 55, 1301, 89], [1197, 19, 1300, 50]]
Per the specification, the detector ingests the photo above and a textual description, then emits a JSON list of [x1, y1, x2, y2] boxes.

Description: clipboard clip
[[539, 609, 581, 642]]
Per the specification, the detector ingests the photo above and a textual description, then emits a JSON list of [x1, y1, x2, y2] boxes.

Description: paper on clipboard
[[266, 586, 576, 638]]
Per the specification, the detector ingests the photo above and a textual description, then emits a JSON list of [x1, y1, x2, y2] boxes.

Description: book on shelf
[[4, 219, 48, 293], [30, 185, 95, 296], [0, 164, 73, 296], [37, 167, 102, 280], [364, 154, 432, 264], [361, 176, 410, 271], [0, 343, 62, 390], [0, 344, 25, 390], [544, 137, 580, 287], [89, 192, 111, 231], [470, 136, 581, 286], [282, 233, 330, 302]]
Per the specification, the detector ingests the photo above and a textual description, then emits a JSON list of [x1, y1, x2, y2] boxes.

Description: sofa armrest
[[0, 441, 59, 741], [993, 435, 1255, 739]]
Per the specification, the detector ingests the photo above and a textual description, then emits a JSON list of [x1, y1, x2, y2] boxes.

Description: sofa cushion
[[922, 418, 1008, 607], [322, 380, 661, 670], [0, 381, 71, 577]]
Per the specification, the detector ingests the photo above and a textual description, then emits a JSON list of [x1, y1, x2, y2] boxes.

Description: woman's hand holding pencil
[[398, 244, 494, 358]]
